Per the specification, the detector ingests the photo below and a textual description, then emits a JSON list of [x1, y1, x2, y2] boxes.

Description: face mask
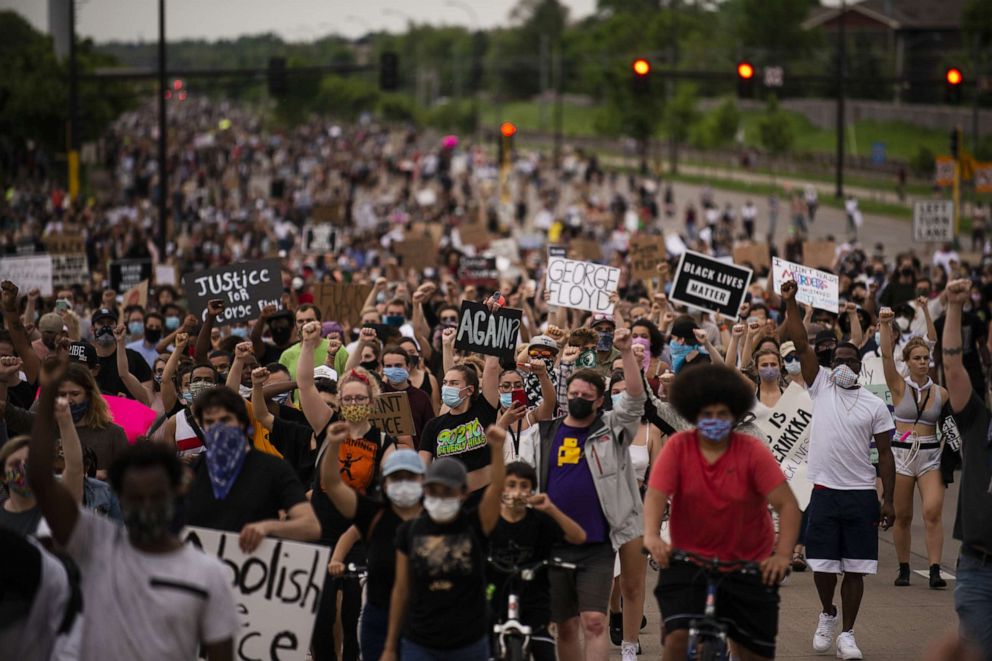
[[423, 495, 461, 523], [4, 463, 31, 497], [595, 332, 614, 352], [123, 499, 175, 546], [203, 423, 249, 500], [384, 315, 404, 327], [669, 340, 702, 374], [360, 360, 379, 372], [576, 349, 597, 369], [189, 381, 214, 402], [128, 321, 144, 336], [385, 480, 423, 508], [270, 327, 292, 345], [501, 492, 529, 510], [697, 417, 733, 442], [441, 385, 466, 408], [272, 391, 291, 405], [145, 327, 162, 343], [829, 364, 859, 389], [499, 392, 514, 409], [383, 367, 409, 384], [164, 316, 180, 331], [340, 403, 373, 423], [875, 332, 882, 347], [784, 360, 802, 375], [182, 390, 193, 404], [612, 392, 626, 410], [567, 396, 595, 419], [153, 373, 163, 384], [70, 400, 89, 422], [896, 317, 910, 332], [758, 366, 780, 382], [95, 325, 115, 346], [230, 326, 248, 338]]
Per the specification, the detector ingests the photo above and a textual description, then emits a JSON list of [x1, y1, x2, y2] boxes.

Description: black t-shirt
[[184, 449, 307, 533], [952, 393, 992, 549], [395, 509, 489, 650], [259, 343, 286, 367], [0, 504, 43, 536], [419, 397, 498, 470], [269, 416, 317, 487], [96, 348, 152, 399], [487, 510, 564, 628], [7, 380, 38, 410], [353, 494, 405, 608]]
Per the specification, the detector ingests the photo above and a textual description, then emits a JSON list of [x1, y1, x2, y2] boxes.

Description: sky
[[3, 0, 600, 43]]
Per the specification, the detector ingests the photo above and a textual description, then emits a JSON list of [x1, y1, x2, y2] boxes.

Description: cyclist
[[643, 362, 799, 661]]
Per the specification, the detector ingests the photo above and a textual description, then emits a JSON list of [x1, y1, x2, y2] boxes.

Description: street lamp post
[[158, 0, 168, 254]]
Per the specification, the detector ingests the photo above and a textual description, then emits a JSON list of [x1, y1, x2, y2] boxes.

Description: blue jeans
[[956, 551, 992, 661], [400, 636, 488, 661], [360, 602, 389, 661]]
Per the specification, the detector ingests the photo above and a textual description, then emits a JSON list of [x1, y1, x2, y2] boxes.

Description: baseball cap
[[779, 341, 797, 358], [38, 313, 65, 334], [67, 341, 97, 367], [424, 457, 467, 490], [590, 314, 616, 330], [313, 365, 338, 381], [382, 449, 426, 478], [814, 330, 837, 347], [528, 335, 559, 353], [91, 308, 118, 325]]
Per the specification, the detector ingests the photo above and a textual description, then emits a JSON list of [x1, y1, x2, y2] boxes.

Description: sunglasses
[[783, 354, 799, 363]]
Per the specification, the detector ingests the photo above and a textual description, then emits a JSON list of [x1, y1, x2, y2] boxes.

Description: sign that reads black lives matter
[[184, 259, 283, 326], [670, 251, 753, 320]]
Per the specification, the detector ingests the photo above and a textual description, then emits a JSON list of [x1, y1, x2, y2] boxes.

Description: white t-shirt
[[65, 508, 238, 660], [807, 367, 894, 490]]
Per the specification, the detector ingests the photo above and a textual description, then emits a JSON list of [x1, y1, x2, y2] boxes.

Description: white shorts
[[893, 435, 941, 478]]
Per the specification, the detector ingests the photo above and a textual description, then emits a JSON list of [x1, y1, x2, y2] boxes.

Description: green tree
[[732, 0, 821, 61], [757, 96, 794, 177], [692, 97, 740, 148], [488, 0, 569, 99]]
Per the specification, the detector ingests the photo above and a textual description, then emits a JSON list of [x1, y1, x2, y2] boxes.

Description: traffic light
[[632, 58, 651, 95], [268, 57, 287, 97], [950, 127, 961, 159], [945, 67, 963, 104], [736, 61, 755, 98], [380, 52, 399, 91]]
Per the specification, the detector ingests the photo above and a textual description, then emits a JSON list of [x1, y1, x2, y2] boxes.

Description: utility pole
[[835, 0, 846, 199], [553, 40, 563, 170], [67, 0, 80, 203], [157, 0, 168, 255]]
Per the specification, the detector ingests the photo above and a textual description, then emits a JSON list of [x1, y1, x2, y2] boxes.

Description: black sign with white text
[[454, 300, 523, 361], [183, 259, 283, 326], [670, 251, 753, 320], [109, 258, 152, 292]]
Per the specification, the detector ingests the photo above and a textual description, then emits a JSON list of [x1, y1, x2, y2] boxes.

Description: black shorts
[[804, 487, 879, 575], [654, 562, 779, 659]]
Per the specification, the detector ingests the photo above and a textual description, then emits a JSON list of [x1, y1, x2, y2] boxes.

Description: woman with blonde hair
[[56, 363, 129, 479]]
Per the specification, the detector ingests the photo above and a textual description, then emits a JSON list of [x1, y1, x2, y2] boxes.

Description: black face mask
[[360, 360, 379, 373], [567, 397, 595, 419], [145, 327, 162, 343], [270, 327, 292, 345]]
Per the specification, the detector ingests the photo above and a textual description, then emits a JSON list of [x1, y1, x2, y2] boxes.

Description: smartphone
[[511, 388, 527, 409], [56, 299, 71, 312]]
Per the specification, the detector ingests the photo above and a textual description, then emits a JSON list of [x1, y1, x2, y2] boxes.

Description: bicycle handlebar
[[487, 556, 580, 577], [669, 550, 762, 574]]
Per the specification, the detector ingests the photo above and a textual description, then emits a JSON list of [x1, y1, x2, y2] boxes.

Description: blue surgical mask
[[165, 316, 180, 330], [697, 417, 733, 442], [499, 392, 514, 409], [230, 326, 248, 338], [442, 385, 465, 408], [874, 331, 881, 347], [128, 321, 144, 336], [384, 315, 404, 327], [383, 366, 409, 384], [612, 392, 626, 410]]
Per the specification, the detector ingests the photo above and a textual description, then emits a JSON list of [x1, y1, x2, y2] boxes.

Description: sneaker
[[813, 608, 838, 653], [609, 611, 623, 646], [930, 564, 947, 589], [836, 630, 863, 659], [894, 563, 911, 587], [621, 641, 638, 661]]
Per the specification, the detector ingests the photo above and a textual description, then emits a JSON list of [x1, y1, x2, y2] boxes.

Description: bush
[[690, 97, 740, 149], [377, 93, 421, 124], [909, 145, 935, 178], [314, 75, 381, 121], [424, 99, 477, 134]]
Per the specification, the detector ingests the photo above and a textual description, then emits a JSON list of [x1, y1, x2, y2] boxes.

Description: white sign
[[764, 66, 784, 87], [155, 264, 178, 287], [51, 253, 89, 290], [545, 257, 620, 314], [301, 224, 337, 254], [913, 200, 954, 243], [183, 526, 329, 661], [750, 382, 814, 509], [0, 254, 53, 296], [859, 355, 893, 409], [772, 257, 839, 313]]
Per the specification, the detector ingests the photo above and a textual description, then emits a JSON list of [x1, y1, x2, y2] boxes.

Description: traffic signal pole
[[158, 0, 168, 255], [67, 0, 80, 203], [835, 0, 846, 199]]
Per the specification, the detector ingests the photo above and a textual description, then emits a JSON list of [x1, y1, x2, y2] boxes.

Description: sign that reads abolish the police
[[184, 526, 328, 661], [545, 257, 620, 314], [454, 300, 523, 361], [913, 200, 954, 242], [670, 251, 752, 319], [184, 259, 283, 326], [771, 257, 839, 313]]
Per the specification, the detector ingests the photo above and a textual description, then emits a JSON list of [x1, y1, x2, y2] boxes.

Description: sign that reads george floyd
[[545, 257, 620, 314], [454, 300, 523, 361], [184, 259, 283, 326], [109, 258, 153, 293], [670, 250, 753, 320]]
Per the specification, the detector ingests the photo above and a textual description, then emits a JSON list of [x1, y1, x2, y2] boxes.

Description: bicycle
[[487, 556, 578, 661]]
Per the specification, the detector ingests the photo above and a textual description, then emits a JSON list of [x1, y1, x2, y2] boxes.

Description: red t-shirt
[[647, 430, 786, 563]]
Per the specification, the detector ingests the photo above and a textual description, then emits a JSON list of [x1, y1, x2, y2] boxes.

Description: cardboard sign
[[0, 254, 53, 296], [316, 282, 373, 326], [45, 232, 85, 254], [369, 391, 416, 437], [571, 238, 603, 262], [669, 251, 752, 320], [120, 280, 149, 310], [629, 236, 665, 280], [183, 526, 328, 661], [301, 224, 337, 254], [913, 200, 954, 243], [545, 257, 620, 314], [772, 257, 839, 313], [458, 256, 499, 286], [458, 223, 490, 249], [109, 259, 153, 293], [394, 235, 436, 271], [801, 241, 836, 270], [312, 202, 347, 227], [454, 300, 523, 360], [732, 242, 771, 270], [859, 356, 893, 410], [749, 382, 814, 509], [184, 259, 283, 326], [51, 254, 89, 291], [489, 238, 521, 264], [155, 264, 177, 287]]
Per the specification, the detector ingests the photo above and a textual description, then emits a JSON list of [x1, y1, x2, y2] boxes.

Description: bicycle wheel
[[692, 636, 727, 661]]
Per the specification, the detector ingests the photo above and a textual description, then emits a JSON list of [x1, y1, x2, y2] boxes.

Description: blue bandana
[[203, 424, 249, 500], [669, 340, 708, 374]]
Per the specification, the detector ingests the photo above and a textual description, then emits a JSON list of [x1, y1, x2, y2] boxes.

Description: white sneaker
[[621, 641, 638, 661], [836, 630, 863, 660], [813, 609, 838, 653]]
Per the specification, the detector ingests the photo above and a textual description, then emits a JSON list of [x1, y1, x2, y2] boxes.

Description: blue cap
[[382, 449, 425, 477]]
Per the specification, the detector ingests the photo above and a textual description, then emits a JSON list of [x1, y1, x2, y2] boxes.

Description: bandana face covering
[[669, 340, 707, 374], [204, 424, 249, 500]]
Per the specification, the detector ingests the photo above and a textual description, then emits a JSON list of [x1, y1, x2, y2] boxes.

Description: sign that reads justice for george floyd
[[669, 251, 753, 320], [184, 259, 283, 326]]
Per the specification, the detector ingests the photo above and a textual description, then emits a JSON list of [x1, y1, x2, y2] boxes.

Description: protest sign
[[369, 391, 416, 437], [489, 238, 521, 264], [548, 246, 567, 258], [51, 254, 89, 291], [772, 257, 839, 313], [629, 236, 664, 280], [859, 356, 893, 409], [664, 233, 688, 257], [545, 257, 620, 315], [155, 264, 177, 286], [184, 259, 283, 326], [316, 282, 373, 326], [394, 235, 436, 271], [0, 254, 53, 296], [571, 238, 603, 262], [184, 526, 328, 661], [801, 241, 836, 270], [44, 232, 85, 255], [454, 300, 523, 361], [312, 202, 347, 227], [458, 256, 499, 286], [732, 242, 771, 270], [669, 251, 752, 320], [109, 258, 153, 293], [458, 223, 490, 249], [301, 224, 337, 254], [912, 200, 954, 243], [749, 382, 814, 509], [120, 280, 149, 311]]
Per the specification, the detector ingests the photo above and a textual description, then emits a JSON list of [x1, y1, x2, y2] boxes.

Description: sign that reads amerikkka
[[545, 257, 620, 314], [454, 300, 523, 361], [670, 251, 752, 319], [184, 259, 283, 326], [913, 200, 954, 242]]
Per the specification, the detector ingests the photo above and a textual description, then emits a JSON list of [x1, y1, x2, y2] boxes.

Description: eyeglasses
[[498, 382, 523, 392], [340, 396, 370, 405]]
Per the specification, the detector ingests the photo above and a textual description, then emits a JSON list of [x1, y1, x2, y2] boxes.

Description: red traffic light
[[737, 62, 755, 80], [500, 122, 517, 138], [632, 58, 651, 77], [946, 68, 963, 86]]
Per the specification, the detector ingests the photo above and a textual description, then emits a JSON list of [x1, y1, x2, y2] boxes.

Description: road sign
[[763, 66, 784, 88], [913, 201, 954, 243]]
